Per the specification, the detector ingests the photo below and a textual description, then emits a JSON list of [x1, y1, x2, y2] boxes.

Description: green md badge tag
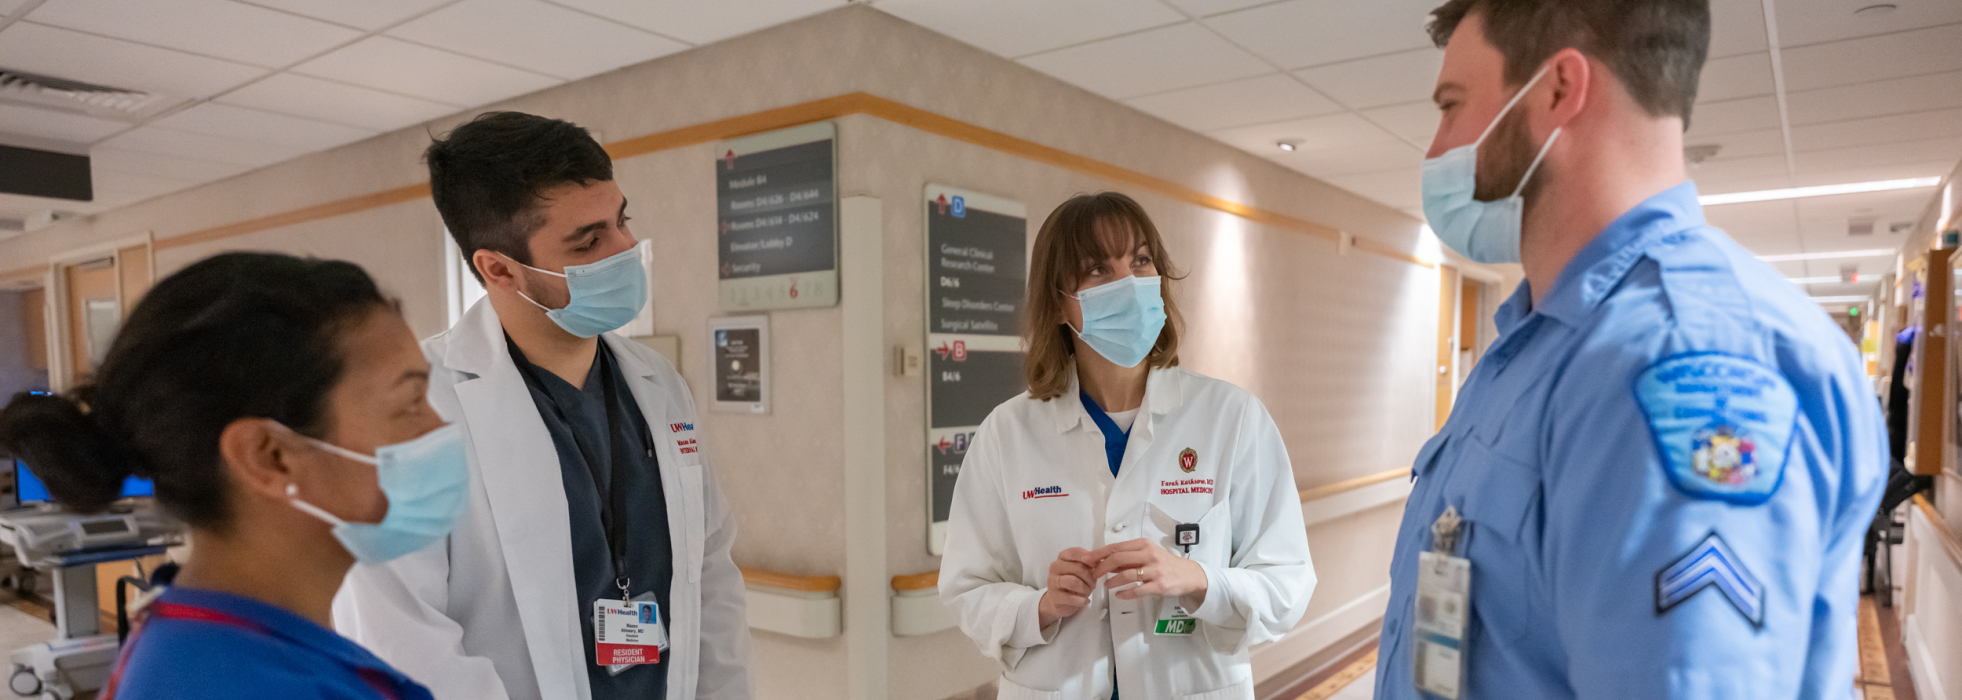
[[1154, 598, 1196, 635]]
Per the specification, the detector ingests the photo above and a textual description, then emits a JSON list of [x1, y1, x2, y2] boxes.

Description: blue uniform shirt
[[1376, 182, 1886, 699], [109, 586, 432, 700]]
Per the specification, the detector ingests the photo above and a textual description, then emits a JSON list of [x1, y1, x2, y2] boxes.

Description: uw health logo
[[669, 422, 695, 433], [1022, 486, 1068, 500]]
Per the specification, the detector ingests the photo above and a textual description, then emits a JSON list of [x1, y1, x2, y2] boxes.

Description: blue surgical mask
[[1420, 64, 1562, 264], [1070, 275, 1167, 369], [286, 423, 471, 565], [513, 240, 648, 338]]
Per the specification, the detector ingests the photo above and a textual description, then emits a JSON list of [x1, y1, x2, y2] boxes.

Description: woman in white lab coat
[[939, 192, 1315, 700]]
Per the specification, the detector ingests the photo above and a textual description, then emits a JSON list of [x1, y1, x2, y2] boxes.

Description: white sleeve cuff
[[1010, 587, 1061, 649], [1186, 562, 1245, 628]]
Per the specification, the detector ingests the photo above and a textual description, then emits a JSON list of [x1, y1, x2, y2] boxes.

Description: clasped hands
[[1037, 539, 1207, 628]]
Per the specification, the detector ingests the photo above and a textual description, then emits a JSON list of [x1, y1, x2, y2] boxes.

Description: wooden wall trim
[[740, 566, 843, 593], [1298, 468, 1411, 504], [2, 91, 1430, 280]]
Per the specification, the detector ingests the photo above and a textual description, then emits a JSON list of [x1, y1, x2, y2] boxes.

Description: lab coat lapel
[[447, 300, 588, 700], [601, 335, 703, 698]]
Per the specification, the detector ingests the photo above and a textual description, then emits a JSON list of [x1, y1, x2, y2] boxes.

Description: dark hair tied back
[[0, 252, 391, 527]]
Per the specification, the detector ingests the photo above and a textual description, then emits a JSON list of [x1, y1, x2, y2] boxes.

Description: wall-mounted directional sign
[[716, 122, 837, 311], [925, 184, 1028, 555]]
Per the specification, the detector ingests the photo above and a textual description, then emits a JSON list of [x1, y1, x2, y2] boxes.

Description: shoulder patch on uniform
[[1633, 353, 1796, 504], [1655, 532, 1763, 627]]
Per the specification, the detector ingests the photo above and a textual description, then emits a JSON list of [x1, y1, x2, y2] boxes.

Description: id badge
[[1153, 597, 1197, 636], [595, 592, 668, 674], [1413, 551, 1470, 699]]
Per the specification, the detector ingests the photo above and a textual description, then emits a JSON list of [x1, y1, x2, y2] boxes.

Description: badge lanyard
[[1152, 524, 1202, 636], [511, 342, 667, 670], [1414, 506, 1470, 699]]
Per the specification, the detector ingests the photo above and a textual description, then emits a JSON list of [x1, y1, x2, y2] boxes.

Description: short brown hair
[[1428, 0, 1710, 127], [1023, 192, 1184, 401]]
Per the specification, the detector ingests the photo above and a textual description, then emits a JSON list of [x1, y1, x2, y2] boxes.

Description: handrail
[[1298, 468, 1410, 504], [892, 571, 938, 592], [1912, 494, 1962, 568], [739, 566, 841, 593]]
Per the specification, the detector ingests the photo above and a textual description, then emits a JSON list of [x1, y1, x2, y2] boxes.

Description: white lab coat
[[940, 366, 1314, 700], [332, 299, 751, 700]]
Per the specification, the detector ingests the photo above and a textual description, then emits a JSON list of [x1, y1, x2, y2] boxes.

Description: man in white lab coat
[[334, 112, 751, 700]]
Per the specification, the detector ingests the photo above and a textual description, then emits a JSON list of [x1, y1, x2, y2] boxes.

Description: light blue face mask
[[513, 240, 648, 338], [1420, 64, 1562, 265], [1069, 275, 1167, 369], [287, 423, 471, 565]]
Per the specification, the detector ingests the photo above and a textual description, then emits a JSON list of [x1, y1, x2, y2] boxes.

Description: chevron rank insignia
[[1655, 533, 1764, 627]]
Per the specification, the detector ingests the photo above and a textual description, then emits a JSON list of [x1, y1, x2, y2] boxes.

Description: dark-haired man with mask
[[334, 112, 751, 700], [1379, 1, 1884, 698]]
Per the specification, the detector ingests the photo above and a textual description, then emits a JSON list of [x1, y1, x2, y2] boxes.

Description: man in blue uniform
[[1377, 1, 1888, 698]]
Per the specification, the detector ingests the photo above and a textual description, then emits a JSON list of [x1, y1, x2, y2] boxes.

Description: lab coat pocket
[[995, 676, 1063, 700], [680, 463, 706, 583], [1451, 433, 1542, 644], [1147, 501, 1232, 569], [1177, 678, 1253, 700]]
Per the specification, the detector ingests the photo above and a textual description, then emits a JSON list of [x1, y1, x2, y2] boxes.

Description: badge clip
[[1174, 523, 1199, 556]]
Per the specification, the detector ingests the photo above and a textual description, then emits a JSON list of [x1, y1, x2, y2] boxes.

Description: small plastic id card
[[595, 592, 668, 674], [1414, 551, 1470, 699]]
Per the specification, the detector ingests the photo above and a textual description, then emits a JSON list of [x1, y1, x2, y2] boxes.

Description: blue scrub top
[[107, 586, 431, 700], [1376, 182, 1886, 699]]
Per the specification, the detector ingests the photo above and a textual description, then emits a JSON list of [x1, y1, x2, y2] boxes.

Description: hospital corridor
[[0, 0, 1958, 699]]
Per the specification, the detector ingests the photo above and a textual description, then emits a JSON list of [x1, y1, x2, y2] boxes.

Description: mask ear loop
[[1474, 63, 1555, 148], [1511, 128, 1564, 199], [287, 483, 349, 526], [495, 252, 568, 313]]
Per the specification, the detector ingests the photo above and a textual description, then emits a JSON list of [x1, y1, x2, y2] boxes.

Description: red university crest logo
[[1178, 448, 1197, 473]]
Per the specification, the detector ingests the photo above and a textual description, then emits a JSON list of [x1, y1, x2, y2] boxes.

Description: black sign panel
[[716, 122, 838, 310], [925, 186, 1028, 541]]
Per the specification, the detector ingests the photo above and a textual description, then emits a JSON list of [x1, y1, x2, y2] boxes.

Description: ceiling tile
[[95, 125, 307, 167], [556, 0, 846, 45], [1792, 136, 1962, 177], [1359, 100, 1439, 146], [26, 0, 362, 68], [877, 0, 1183, 59], [1696, 52, 1773, 103], [1278, 140, 1423, 179], [1709, 0, 1768, 58], [1019, 23, 1271, 100], [1785, 70, 1962, 126], [1702, 199, 1798, 239], [150, 102, 376, 150], [89, 148, 250, 183], [291, 35, 562, 107], [239, 0, 458, 30], [0, 0, 25, 14], [0, 103, 128, 144], [1792, 108, 1962, 153], [217, 73, 460, 131], [0, 22, 266, 98], [1686, 95, 1780, 137], [1125, 73, 1341, 132], [1293, 47, 1442, 110], [1325, 168, 1423, 208], [1690, 128, 1785, 162], [1689, 153, 1793, 188], [1205, 0, 1436, 70], [1209, 111, 1400, 154], [388, 0, 688, 81], [1775, 0, 1962, 48], [1161, 0, 1271, 17], [1779, 23, 1962, 93]]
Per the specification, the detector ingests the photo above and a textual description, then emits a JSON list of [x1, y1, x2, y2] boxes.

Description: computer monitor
[[14, 457, 153, 504]]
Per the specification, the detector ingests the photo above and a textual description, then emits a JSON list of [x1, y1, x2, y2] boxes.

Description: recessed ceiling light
[[1700, 177, 1942, 206], [1276, 140, 1299, 152], [1855, 4, 1898, 18]]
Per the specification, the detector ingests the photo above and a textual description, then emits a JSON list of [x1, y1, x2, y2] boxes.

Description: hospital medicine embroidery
[[1633, 353, 1798, 505]]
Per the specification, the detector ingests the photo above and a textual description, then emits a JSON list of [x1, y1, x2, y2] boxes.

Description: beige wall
[[0, 7, 1447, 699]]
